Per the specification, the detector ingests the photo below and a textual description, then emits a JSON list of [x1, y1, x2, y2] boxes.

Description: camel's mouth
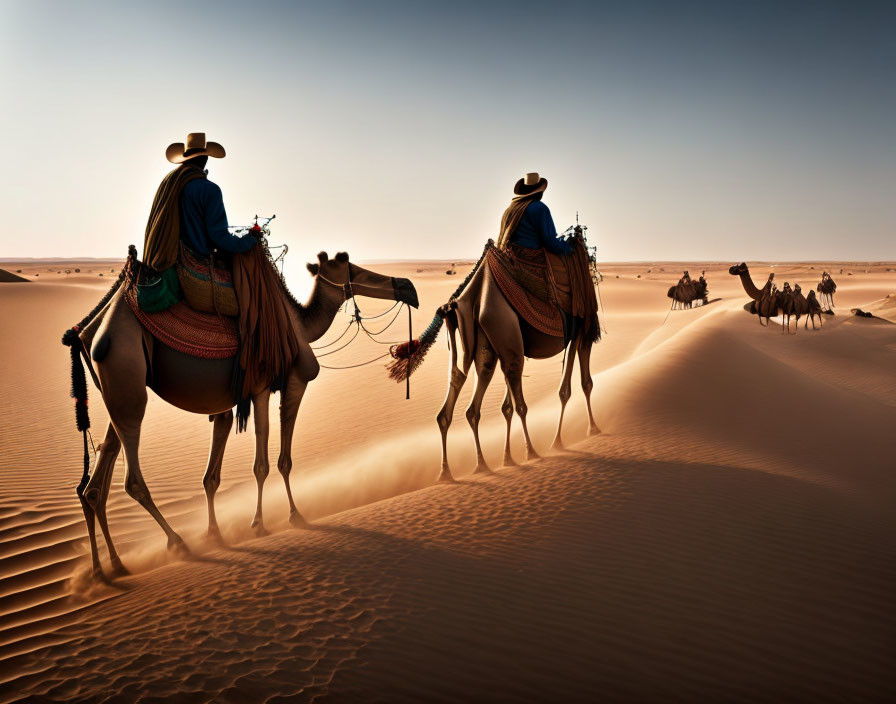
[[392, 277, 419, 308]]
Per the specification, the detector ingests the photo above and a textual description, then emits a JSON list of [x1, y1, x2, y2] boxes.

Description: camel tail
[[387, 240, 490, 382], [386, 309, 445, 382]]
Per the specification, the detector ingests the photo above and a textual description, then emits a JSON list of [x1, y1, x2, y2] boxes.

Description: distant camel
[[729, 263, 779, 325], [728, 262, 805, 333], [817, 273, 837, 312], [805, 289, 823, 329], [666, 271, 708, 309], [66, 249, 417, 579]]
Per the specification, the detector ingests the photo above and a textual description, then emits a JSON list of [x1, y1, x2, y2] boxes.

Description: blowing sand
[[1, 259, 894, 702]]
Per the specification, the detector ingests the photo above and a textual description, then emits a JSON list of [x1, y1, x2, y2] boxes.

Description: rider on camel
[[166, 134, 256, 261], [495, 172, 598, 343], [498, 173, 572, 256]]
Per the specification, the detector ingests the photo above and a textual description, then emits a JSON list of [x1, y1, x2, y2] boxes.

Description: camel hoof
[[473, 462, 493, 475], [437, 469, 456, 484], [250, 520, 269, 537], [551, 438, 564, 452], [289, 512, 307, 528], [109, 560, 130, 578], [502, 455, 518, 468], [589, 425, 602, 436], [206, 528, 226, 546], [167, 535, 191, 557], [527, 449, 541, 462]]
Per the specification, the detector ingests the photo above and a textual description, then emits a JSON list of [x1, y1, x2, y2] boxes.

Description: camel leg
[[466, 337, 498, 474], [551, 336, 579, 451], [92, 427, 127, 577], [80, 423, 124, 577], [579, 338, 601, 434], [478, 272, 538, 461], [277, 373, 308, 528], [97, 339, 187, 553], [250, 390, 271, 535], [506, 362, 538, 461], [203, 411, 233, 543], [436, 323, 471, 484], [500, 384, 517, 467]]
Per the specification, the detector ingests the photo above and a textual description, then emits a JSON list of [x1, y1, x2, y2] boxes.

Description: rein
[[311, 270, 410, 379]]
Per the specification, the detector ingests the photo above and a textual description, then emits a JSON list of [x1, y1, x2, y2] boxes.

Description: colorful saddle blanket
[[486, 243, 564, 338], [125, 283, 238, 359]]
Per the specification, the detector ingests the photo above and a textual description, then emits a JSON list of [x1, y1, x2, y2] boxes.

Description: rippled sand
[[1, 259, 894, 702]]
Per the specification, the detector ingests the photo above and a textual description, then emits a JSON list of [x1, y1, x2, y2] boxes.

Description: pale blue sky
[[0, 0, 893, 262]]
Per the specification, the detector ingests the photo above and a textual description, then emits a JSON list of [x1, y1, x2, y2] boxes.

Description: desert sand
[[1, 258, 895, 702]]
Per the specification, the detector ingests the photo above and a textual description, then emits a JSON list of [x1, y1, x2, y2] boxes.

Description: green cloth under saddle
[[136, 266, 181, 313]]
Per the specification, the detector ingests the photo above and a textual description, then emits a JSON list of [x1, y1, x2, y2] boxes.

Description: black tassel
[[62, 328, 90, 433], [235, 397, 251, 433]]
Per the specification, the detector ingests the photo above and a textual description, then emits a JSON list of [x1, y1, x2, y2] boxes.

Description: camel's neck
[[298, 280, 347, 342], [738, 270, 764, 300]]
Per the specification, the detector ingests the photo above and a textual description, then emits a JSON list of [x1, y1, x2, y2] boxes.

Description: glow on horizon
[[0, 0, 893, 263]]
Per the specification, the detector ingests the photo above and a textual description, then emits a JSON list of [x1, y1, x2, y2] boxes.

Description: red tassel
[[390, 339, 421, 360]]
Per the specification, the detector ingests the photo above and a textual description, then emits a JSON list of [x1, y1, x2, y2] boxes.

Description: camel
[[68, 250, 418, 579], [730, 263, 802, 333], [729, 263, 781, 325], [805, 289, 823, 329], [667, 271, 708, 309], [817, 273, 837, 312], [425, 254, 600, 483]]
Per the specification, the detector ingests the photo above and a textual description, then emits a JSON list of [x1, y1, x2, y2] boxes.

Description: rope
[[359, 304, 405, 343], [660, 299, 676, 326], [314, 325, 361, 357], [362, 301, 401, 319], [318, 351, 393, 370], [310, 319, 355, 349]]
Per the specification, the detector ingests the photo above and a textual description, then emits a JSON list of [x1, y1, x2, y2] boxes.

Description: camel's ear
[[317, 251, 329, 264], [306, 262, 319, 276], [335, 251, 349, 263]]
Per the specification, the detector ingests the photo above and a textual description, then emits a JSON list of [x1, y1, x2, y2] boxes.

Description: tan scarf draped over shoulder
[[142, 164, 207, 271], [496, 193, 541, 250]]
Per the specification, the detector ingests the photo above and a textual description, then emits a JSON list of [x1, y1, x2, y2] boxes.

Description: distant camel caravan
[[63, 248, 418, 579], [667, 270, 708, 309], [729, 263, 823, 333]]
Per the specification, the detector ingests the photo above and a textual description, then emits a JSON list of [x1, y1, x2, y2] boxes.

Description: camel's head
[[306, 251, 419, 308], [729, 262, 747, 276]]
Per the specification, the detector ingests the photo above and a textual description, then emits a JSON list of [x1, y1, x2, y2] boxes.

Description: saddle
[[125, 273, 239, 359], [486, 239, 599, 343], [177, 243, 240, 317]]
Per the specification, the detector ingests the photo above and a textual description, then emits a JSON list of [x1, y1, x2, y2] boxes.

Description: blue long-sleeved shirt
[[178, 178, 256, 256], [509, 200, 571, 255]]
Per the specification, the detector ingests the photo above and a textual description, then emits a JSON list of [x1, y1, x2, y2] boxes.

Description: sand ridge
[[0, 261, 894, 701]]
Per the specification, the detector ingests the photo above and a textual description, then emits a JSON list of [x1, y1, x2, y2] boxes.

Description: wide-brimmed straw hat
[[166, 133, 226, 163], [514, 172, 548, 196]]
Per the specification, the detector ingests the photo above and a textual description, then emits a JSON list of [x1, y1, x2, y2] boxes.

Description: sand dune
[[0, 261, 894, 701], [0, 270, 28, 284]]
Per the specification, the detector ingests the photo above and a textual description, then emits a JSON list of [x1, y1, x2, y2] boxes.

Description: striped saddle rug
[[124, 282, 238, 359], [486, 243, 564, 338]]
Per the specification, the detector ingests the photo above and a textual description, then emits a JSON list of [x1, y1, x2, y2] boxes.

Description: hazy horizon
[[1, 0, 893, 262]]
